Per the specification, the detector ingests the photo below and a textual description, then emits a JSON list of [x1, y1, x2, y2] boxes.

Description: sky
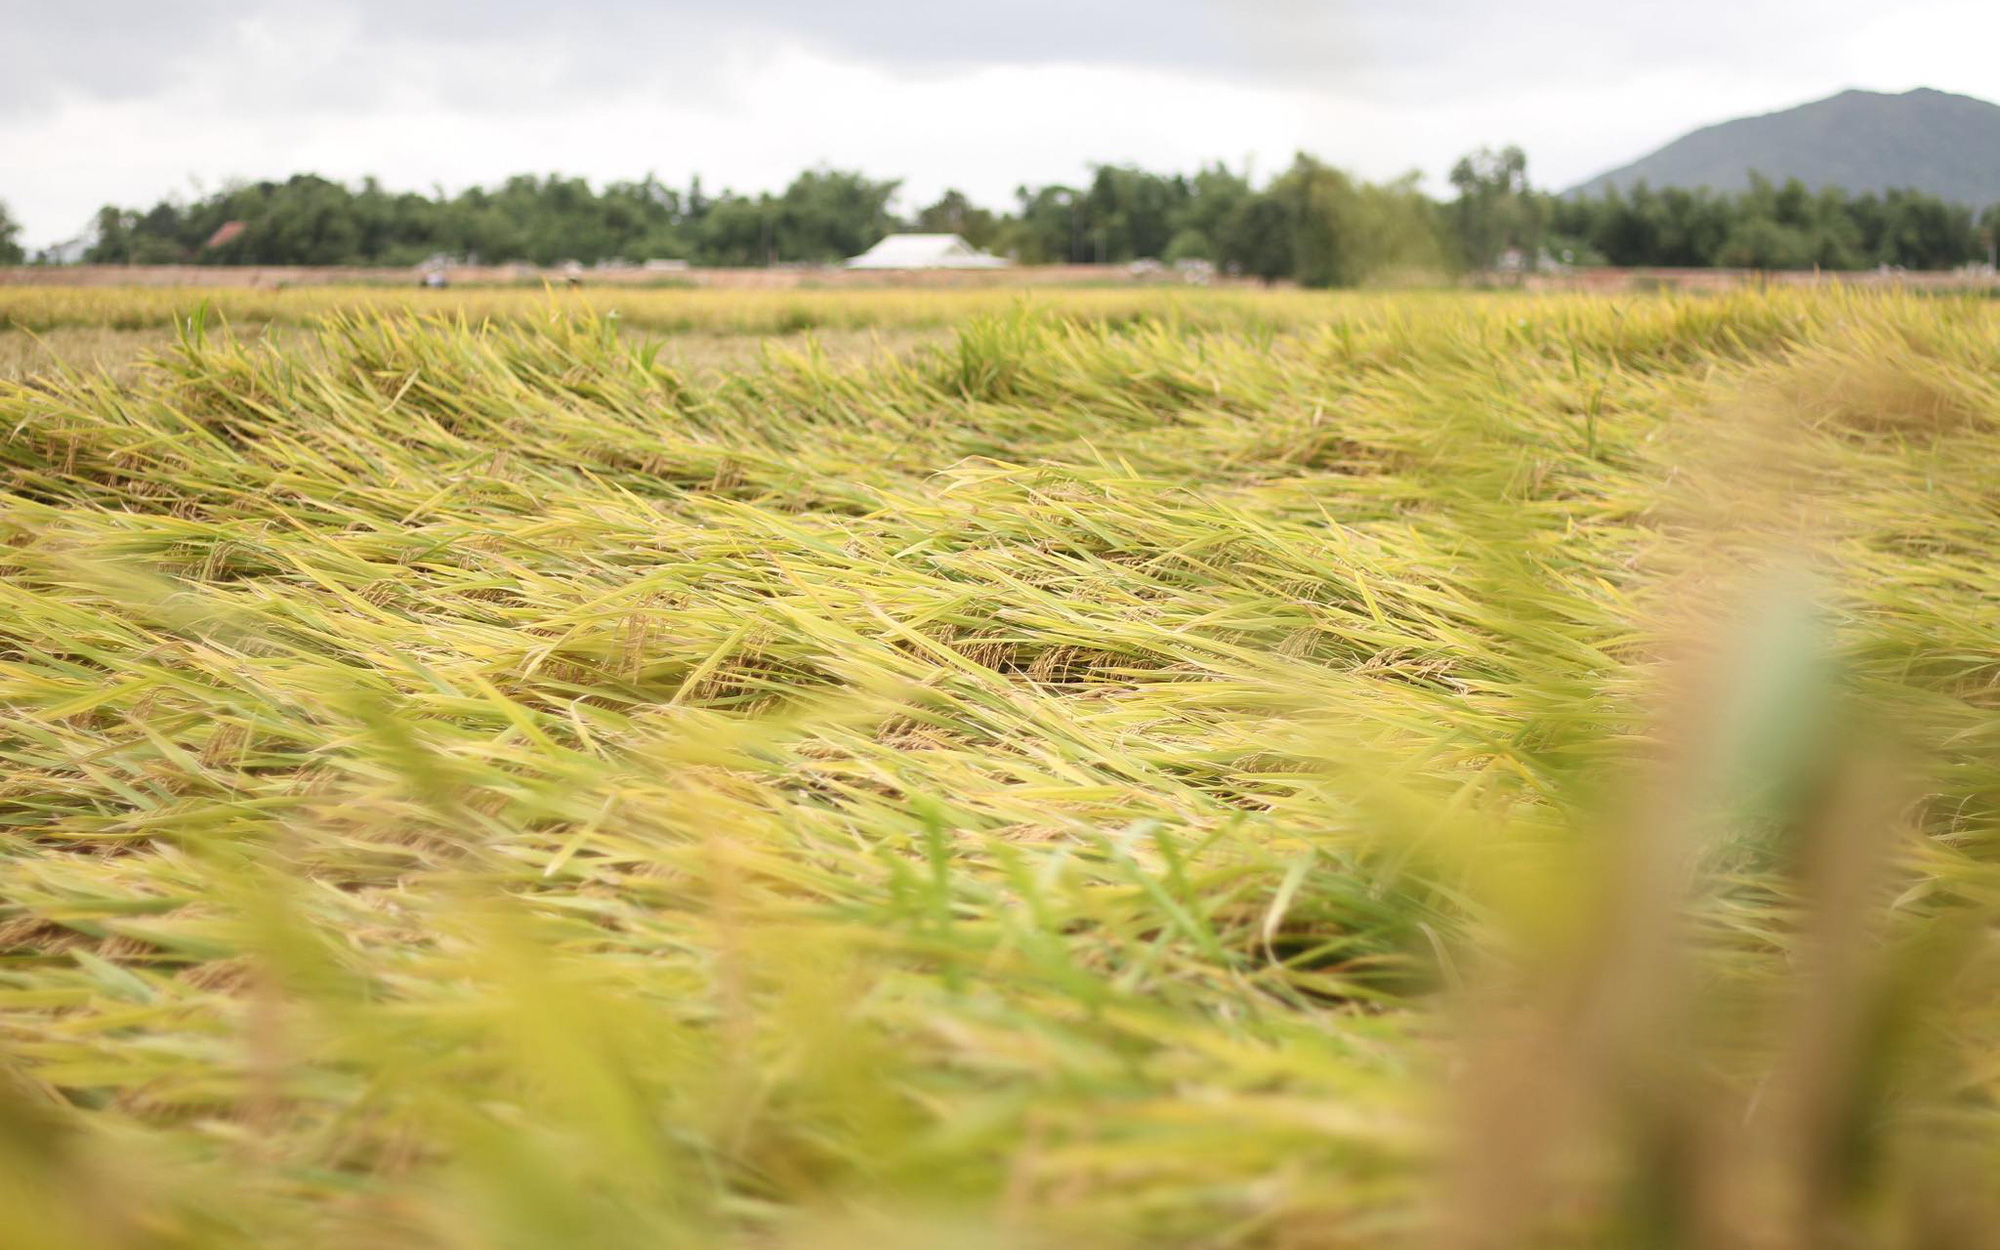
[[4, 0, 1998, 248]]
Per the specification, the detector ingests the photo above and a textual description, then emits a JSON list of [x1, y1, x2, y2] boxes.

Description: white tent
[[845, 233, 1011, 270]]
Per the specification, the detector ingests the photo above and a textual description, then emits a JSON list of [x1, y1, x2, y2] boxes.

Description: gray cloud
[[2, 0, 1294, 116], [0, 1, 238, 111], [0, 0, 1923, 119]]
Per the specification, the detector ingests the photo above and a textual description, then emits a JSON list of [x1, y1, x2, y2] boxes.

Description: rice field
[[0, 323, 948, 386], [4, 286, 2000, 1248], [0, 284, 1344, 336]]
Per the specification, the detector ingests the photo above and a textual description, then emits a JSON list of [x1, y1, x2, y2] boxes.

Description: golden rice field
[[0, 284, 1345, 335], [4, 285, 2000, 1248]]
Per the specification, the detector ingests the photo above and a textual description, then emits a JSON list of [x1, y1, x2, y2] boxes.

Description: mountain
[[1568, 88, 2000, 206]]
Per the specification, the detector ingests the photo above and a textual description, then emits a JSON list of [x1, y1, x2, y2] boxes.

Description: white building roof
[[845, 233, 1011, 270]]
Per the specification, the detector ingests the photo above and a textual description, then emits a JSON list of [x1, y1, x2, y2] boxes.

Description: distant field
[[2, 285, 1137, 381], [0, 283, 1351, 385], [5, 286, 2000, 1246], [0, 263, 1255, 291], [0, 322, 946, 384], [6, 260, 1994, 301], [0, 282, 1351, 334], [1, 326, 204, 382]]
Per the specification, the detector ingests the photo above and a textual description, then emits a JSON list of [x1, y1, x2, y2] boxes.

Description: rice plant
[[3, 287, 1998, 1247]]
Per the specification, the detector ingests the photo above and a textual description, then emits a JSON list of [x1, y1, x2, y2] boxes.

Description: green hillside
[[1571, 87, 2000, 206]]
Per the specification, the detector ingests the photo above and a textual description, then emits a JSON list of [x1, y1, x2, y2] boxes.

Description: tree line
[[1453, 146, 2000, 272], [5, 160, 1438, 284], [3, 150, 1997, 281]]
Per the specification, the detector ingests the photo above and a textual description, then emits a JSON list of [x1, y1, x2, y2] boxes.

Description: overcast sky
[[4, 0, 1997, 246]]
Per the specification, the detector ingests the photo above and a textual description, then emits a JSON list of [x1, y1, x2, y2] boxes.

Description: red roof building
[[203, 220, 248, 250]]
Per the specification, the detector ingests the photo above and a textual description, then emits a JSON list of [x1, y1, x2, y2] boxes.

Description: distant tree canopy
[[74, 169, 898, 270], [1448, 146, 1543, 269], [28, 152, 2000, 282], [913, 189, 999, 251], [0, 201, 23, 265], [1544, 174, 2000, 270]]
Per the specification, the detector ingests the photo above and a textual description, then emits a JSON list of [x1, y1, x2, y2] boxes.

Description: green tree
[[1261, 156, 1443, 288], [1082, 165, 1188, 262], [1002, 185, 1086, 264], [914, 189, 999, 250], [1216, 192, 1294, 284], [695, 193, 775, 267], [1276, 157, 1360, 287], [1717, 218, 1814, 269], [1549, 174, 1982, 271], [0, 201, 23, 264], [1447, 145, 1543, 270], [771, 168, 901, 264], [1172, 164, 1253, 256], [1870, 188, 1976, 269], [1163, 228, 1212, 263]]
